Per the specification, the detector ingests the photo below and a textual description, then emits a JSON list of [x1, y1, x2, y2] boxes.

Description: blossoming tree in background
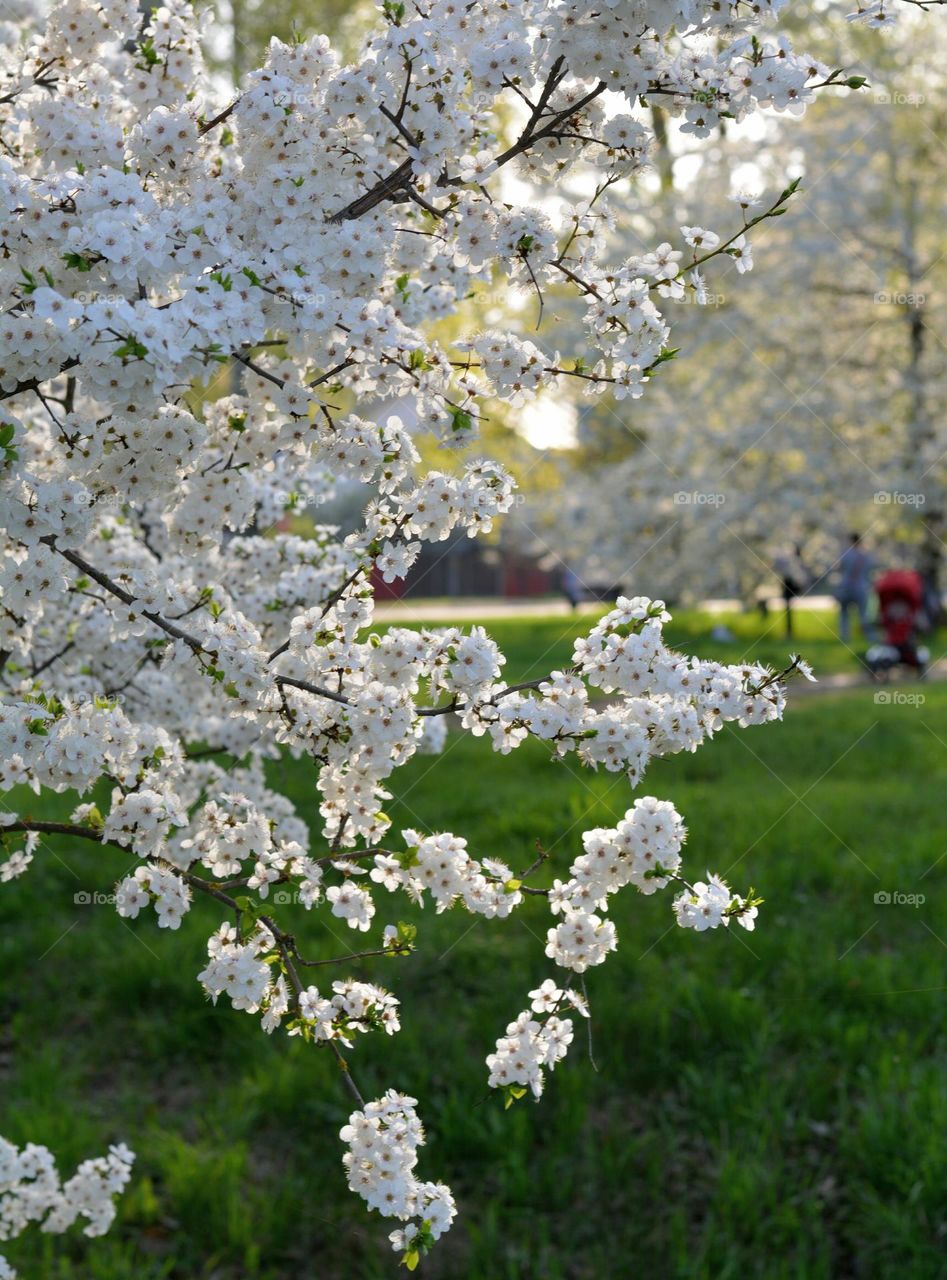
[[0, 0, 921, 1268], [536, 12, 947, 605]]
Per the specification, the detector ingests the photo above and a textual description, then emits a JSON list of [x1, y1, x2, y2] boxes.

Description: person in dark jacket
[[773, 543, 808, 639]]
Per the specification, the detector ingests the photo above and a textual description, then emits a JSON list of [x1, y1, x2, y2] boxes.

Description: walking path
[[373, 594, 840, 622], [373, 593, 839, 624], [373, 597, 601, 621], [790, 659, 946, 698]]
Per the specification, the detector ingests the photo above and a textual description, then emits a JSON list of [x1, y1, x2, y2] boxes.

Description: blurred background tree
[[208, 0, 372, 84], [526, 8, 947, 604]]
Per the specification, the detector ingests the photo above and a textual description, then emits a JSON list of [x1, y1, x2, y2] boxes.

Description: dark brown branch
[[2, 820, 106, 843], [29, 639, 75, 679], [42, 538, 206, 654], [295, 945, 400, 968], [275, 674, 351, 708], [325, 60, 603, 227], [231, 350, 287, 389], [0, 358, 79, 403], [259, 912, 368, 1108], [199, 99, 238, 136]]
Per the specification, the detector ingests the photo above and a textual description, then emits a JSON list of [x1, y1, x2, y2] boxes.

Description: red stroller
[[865, 570, 929, 677]]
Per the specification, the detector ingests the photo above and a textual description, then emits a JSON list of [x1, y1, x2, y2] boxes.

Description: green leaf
[[113, 336, 149, 360], [504, 1084, 527, 1109], [136, 36, 161, 68], [396, 920, 417, 944], [62, 252, 93, 273], [650, 347, 680, 368], [779, 176, 802, 201], [84, 805, 105, 830], [448, 407, 473, 434]]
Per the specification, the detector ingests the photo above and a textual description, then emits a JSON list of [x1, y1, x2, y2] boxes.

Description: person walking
[[835, 532, 873, 643], [774, 544, 808, 639], [561, 567, 583, 611]]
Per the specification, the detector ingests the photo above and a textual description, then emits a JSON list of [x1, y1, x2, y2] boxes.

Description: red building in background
[[371, 537, 558, 600]]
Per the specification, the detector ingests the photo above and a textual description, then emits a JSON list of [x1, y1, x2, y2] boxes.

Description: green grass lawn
[[2, 678, 946, 1278]]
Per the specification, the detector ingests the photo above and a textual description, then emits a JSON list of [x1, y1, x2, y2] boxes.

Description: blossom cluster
[[0, 1137, 134, 1277], [486, 980, 589, 1101], [341, 1092, 456, 1268], [371, 830, 523, 918], [484, 795, 756, 1099]]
